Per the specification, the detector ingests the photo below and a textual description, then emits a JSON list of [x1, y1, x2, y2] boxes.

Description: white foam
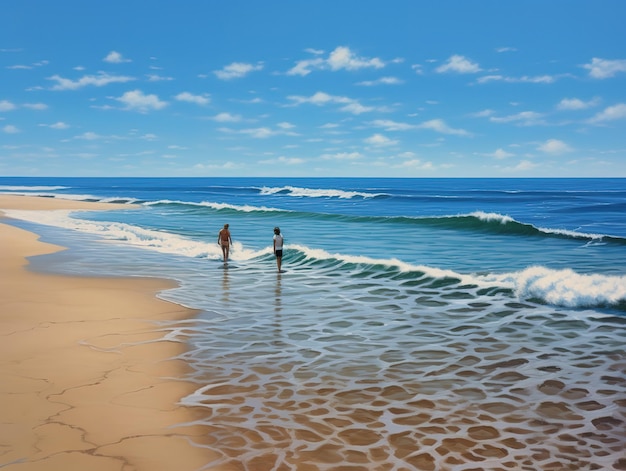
[[0, 185, 69, 191], [259, 185, 383, 199], [483, 266, 626, 308], [144, 199, 289, 213]]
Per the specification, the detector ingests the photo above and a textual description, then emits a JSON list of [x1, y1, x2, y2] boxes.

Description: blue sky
[[1, 0, 625, 177]]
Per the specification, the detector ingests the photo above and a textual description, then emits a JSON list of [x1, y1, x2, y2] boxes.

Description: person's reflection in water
[[273, 271, 283, 343], [221, 264, 230, 305]]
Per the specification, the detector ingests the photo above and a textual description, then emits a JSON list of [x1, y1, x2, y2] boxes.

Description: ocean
[[2, 177, 625, 470]]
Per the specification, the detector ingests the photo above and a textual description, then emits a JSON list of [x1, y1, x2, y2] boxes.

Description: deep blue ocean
[[2, 177, 625, 469]]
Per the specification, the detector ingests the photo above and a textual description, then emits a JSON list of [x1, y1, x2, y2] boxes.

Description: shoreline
[[0, 196, 223, 470]]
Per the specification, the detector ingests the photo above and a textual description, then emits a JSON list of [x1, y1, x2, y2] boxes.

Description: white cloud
[[321, 152, 362, 160], [583, 58, 626, 79], [490, 111, 545, 126], [212, 112, 242, 122], [370, 118, 471, 136], [281, 156, 306, 165], [49, 122, 70, 129], [471, 109, 495, 118], [261, 156, 305, 165], [277, 121, 296, 130], [411, 64, 424, 75], [214, 62, 263, 80], [488, 148, 515, 159], [104, 51, 131, 63], [328, 46, 384, 71], [287, 58, 325, 76], [357, 76, 403, 86], [48, 72, 135, 90], [477, 74, 556, 84], [287, 91, 374, 114], [510, 160, 538, 171], [3, 124, 20, 133], [365, 133, 397, 146], [147, 74, 174, 82], [75, 131, 102, 140], [287, 46, 384, 76], [175, 92, 210, 105], [557, 97, 600, 110], [0, 100, 17, 111], [369, 119, 416, 131], [116, 90, 168, 112], [537, 139, 572, 154], [418, 119, 472, 136], [436, 55, 481, 74], [339, 102, 374, 114], [23, 103, 48, 110], [588, 103, 626, 123], [220, 124, 296, 139], [496, 47, 517, 53]]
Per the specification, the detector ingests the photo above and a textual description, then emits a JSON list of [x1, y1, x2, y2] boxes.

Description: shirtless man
[[217, 223, 232, 263]]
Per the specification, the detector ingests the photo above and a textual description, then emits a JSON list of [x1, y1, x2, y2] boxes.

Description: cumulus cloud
[[369, 119, 416, 131], [537, 139, 572, 154], [357, 76, 403, 86], [477, 74, 556, 84], [418, 119, 472, 136], [287, 91, 374, 114], [75, 131, 103, 140], [23, 103, 48, 110], [0, 100, 17, 111], [175, 92, 210, 105], [48, 72, 135, 90], [588, 103, 626, 123], [369, 118, 471, 136], [214, 62, 263, 80], [287, 46, 385, 76], [490, 111, 545, 126], [43, 121, 70, 129], [557, 97, 600, 110], [219, 124, 297, 139], [321, 152, 362, 160], [436, 55, 481, 74], [147, 74, 174, 82], [116, 89, 167, 112], [104, 51, 131, 63], [583, 58, 626, 79], [2, 124, 20, 133], [509, 160, 538, 171], [365, 133, 398, 146], [328, 46, 384, 71], [488, 148, 515, 159], [212, 112, 242, 122]]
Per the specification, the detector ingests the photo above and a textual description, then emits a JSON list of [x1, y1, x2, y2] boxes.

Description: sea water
[[2, 177, 625, 470]]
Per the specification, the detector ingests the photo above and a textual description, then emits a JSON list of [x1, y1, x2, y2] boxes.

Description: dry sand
[[0, 196, 225, 471]]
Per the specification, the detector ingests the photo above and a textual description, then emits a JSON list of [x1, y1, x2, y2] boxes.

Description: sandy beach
[[0, 196, 222, 471]]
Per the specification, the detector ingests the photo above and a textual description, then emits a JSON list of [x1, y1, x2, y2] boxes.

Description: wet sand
[[0, 196, 224, 471]]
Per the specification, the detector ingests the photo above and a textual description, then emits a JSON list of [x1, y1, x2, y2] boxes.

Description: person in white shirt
[[273, 227, 284, 272]]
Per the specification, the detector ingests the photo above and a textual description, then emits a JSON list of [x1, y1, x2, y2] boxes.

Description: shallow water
[[24, 226, 626, 470], [4, 177, 626, 469]]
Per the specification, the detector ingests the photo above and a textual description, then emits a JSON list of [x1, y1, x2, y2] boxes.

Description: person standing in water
[[218, 223, 232, 263], [273, 226, 284, 272]]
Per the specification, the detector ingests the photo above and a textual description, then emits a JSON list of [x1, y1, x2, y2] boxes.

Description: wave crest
[[259, 185, 385, 199]]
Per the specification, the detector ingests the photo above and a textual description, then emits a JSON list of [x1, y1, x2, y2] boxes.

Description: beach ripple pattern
[[160, 261, 626, 471]]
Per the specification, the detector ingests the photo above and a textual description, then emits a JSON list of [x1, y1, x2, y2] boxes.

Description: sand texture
[[0, 196, 226, 471]]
